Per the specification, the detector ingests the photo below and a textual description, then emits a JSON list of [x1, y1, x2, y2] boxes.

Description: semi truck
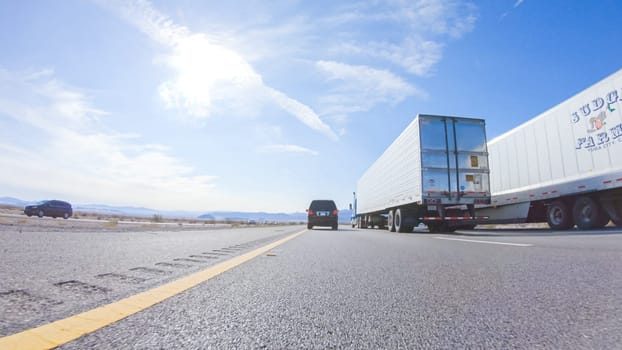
[[477, 69, 622, 230], [351, 114, 491, 232], [352, 69, 622, 232]]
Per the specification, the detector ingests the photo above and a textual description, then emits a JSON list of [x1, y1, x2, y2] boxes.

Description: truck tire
[[546, 201, 573, 230], [394, 208, 404, 232], [594, 211, 610, 228], [600, 198, 622, 227], [387, 210, 395, 232], [394, 208, 415, 233], [573, 196, 606, 230]]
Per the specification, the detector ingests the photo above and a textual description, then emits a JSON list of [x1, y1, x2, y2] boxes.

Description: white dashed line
[[434, 237, 534, 247]]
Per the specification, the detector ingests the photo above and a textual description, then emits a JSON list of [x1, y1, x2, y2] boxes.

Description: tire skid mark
[[129, 267, 171, 275], [0, 290, 62, 311], [155, 262, 191, 269], [173, 258, 205, 263], [95, 273, 147, 285], [54, 280, 110, 294], [188, 255, 217, 260]]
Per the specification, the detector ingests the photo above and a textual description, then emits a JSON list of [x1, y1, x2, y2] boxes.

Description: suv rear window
[[309, 200, 337, 211]]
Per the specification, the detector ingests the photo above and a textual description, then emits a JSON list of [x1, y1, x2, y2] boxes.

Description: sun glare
[[175, 35, 260, 87], [160, 34, 263, 117]]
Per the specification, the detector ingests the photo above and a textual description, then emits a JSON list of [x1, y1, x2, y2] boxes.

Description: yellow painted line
[[0, 230, 306, 350]]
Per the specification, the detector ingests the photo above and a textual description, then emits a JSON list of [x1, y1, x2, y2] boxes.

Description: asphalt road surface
[[2, 225, 622, 349]]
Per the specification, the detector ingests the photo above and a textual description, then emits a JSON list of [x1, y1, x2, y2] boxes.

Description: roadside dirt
[[0, 205, 230, 233]]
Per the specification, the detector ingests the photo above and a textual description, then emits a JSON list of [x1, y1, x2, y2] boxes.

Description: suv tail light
[[332, 210, 339, 216], [307, 210, 314, 216]]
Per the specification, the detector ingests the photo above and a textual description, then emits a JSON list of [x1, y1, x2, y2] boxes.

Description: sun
[[160, 33, 263, 116]]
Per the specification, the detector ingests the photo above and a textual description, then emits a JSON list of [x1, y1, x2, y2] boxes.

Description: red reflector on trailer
[[420, 216, 488, 221]]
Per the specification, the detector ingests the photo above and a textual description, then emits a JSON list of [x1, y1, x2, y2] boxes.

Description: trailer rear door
[[419, 116, 490, 204]]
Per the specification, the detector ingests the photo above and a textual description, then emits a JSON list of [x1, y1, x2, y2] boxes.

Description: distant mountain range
[[0, 197, 33, 207], [0, 197, 352, 223]]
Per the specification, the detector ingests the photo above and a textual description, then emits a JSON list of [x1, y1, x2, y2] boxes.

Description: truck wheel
[[573, 196, 605, 230], [600, 198, 621, 227], [387, 210, 395, 232], [593, 200, 610, 228], [394, 208, 410, 233], [394, 209, 402, 232], [546, 201, 573, 230], [594, 211, 610, 228]]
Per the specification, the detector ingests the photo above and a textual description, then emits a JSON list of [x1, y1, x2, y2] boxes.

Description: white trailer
[[478, 69, 622, 229], [352, 115, 491, 232]]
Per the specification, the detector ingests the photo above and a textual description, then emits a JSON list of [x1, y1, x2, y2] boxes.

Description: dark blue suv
[[307, 200, 338, 230], [24, 200, 73, 219]]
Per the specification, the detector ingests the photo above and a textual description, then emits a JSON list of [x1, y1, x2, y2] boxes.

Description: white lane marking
[[434, 237, 533, 247]]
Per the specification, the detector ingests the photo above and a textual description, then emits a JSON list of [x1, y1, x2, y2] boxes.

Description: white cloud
[[267, 88, 338, 140], [0, 69, 217, 210], [99, 0, 477, 136], [501, 0, 525, 19], [316, 60, 425, 117], [325, 0, 477, 76], [258, 144, 319, 156], [370, 38, 444, 76], [388, 0, 477, 39], [101, 0, 338, 140]]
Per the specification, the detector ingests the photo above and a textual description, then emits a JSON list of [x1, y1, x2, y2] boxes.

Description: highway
[[1, 225, 621, 349]]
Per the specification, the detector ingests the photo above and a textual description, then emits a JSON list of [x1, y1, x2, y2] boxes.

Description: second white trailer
[[478, 69, 622, 229]]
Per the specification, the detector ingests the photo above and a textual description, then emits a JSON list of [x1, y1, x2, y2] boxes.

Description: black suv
[[307, 200, 338, 230], [24, 200, 73, 219]]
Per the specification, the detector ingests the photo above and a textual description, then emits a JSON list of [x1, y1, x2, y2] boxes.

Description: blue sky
[[1, 0, 621, 212]]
